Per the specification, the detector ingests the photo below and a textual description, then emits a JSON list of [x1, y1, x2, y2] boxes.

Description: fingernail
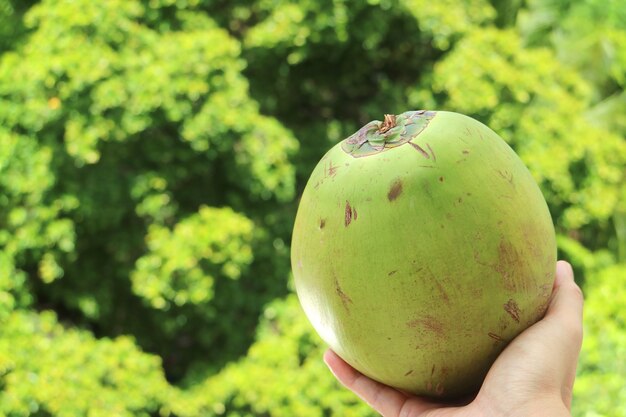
[[323, 350, 332, 367], [556, 261, 574, 281]]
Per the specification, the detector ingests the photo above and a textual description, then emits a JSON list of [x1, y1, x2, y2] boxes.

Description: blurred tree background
[[0, 0, 624, 415]]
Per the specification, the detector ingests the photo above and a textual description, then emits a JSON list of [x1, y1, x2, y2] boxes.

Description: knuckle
[[571, 283, 584, 300], [562, 318, 584, 344], [565, 281, 584, 303]]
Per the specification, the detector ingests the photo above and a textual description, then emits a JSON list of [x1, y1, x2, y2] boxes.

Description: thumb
[[543, 260, 584, 359]]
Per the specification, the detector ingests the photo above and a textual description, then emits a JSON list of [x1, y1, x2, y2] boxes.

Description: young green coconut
[[291, 110, 556, 399]]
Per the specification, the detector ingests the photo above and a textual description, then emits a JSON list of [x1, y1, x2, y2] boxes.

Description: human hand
[[324, 260, 583, 417]]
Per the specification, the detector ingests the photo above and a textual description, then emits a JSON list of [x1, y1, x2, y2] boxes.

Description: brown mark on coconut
[[352, 206, 358, 220], [388, 270, 398, 276], [407, 315, 445, 337], [503, 299, 521, 323], [431, 364, 436, 376], [539, 282, 552, 299], [404, 370, 414, 376], [522, 222, 543, 258], [388, 179, 403, 201], [495, 239, 523, 291], [326, 160, 339, 177], [426, 143, 436, 161], [462, 149, 470, 154], [434, 278, 451, 305], [408, 142, 430, 159], [319, 218, 326, 229], [488, 332, 504, 342], [439, 176, 444, 182], [473, 249, 490, 268], [334, 275, 353, 312], [422, 266, 450, 304], [435, 382, 445, 396], [534, 299, 550, 321], [344, 201, 353, 227], [496, 169, 515, 189]]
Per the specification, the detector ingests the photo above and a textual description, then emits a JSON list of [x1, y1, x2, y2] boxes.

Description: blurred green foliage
[[0, 0, 624, 416]]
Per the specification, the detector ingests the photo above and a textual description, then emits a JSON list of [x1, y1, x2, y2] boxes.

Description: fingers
[[545, 261, 584, 407], [544, 261, 584, 348], [323, 350, 441, 417]]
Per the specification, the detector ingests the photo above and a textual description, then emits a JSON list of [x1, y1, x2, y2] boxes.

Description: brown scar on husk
[[388, 270, 398, 276], [539, 282, 553, 298], [352, 206, 358, 220], [408, 142, 430, 159], [334, 275, 353, 312], [462, 149, 470, 154], [488, 332, 504, 342], [433, 279, 450, 304], [439, 176, 444, 182], [344, 201, 352, 227], [388, 179, 403, 201], [407, 315, 444, 336], [504, 299, 521, 322], [435, 383, 444, 395], [426, 143, 436, 161], [326, 160, 339, 177], [319, 218, 326, 229], [496, 169, 515, 188], [495, 239, 523, 291], [404, 370, 414, 376], [431, 364, 436, 376]]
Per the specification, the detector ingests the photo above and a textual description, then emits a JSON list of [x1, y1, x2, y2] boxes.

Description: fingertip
[[554, 260, 583, 301], [323, 349, 443, 416], [555, 260, 574, 284], [323, 349, 358, 384], [544, 262, 584, 346], [323, 349, 336, 367]]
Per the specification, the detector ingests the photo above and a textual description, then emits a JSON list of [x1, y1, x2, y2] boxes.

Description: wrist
[[470, 394, 571, 417], [517, 402, 570, 417]]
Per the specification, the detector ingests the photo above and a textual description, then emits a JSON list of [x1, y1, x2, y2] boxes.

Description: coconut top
[[341, 110, 437, 158]]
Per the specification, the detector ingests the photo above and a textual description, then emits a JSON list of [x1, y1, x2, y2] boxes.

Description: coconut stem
[[378, 114, 396, 134]]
